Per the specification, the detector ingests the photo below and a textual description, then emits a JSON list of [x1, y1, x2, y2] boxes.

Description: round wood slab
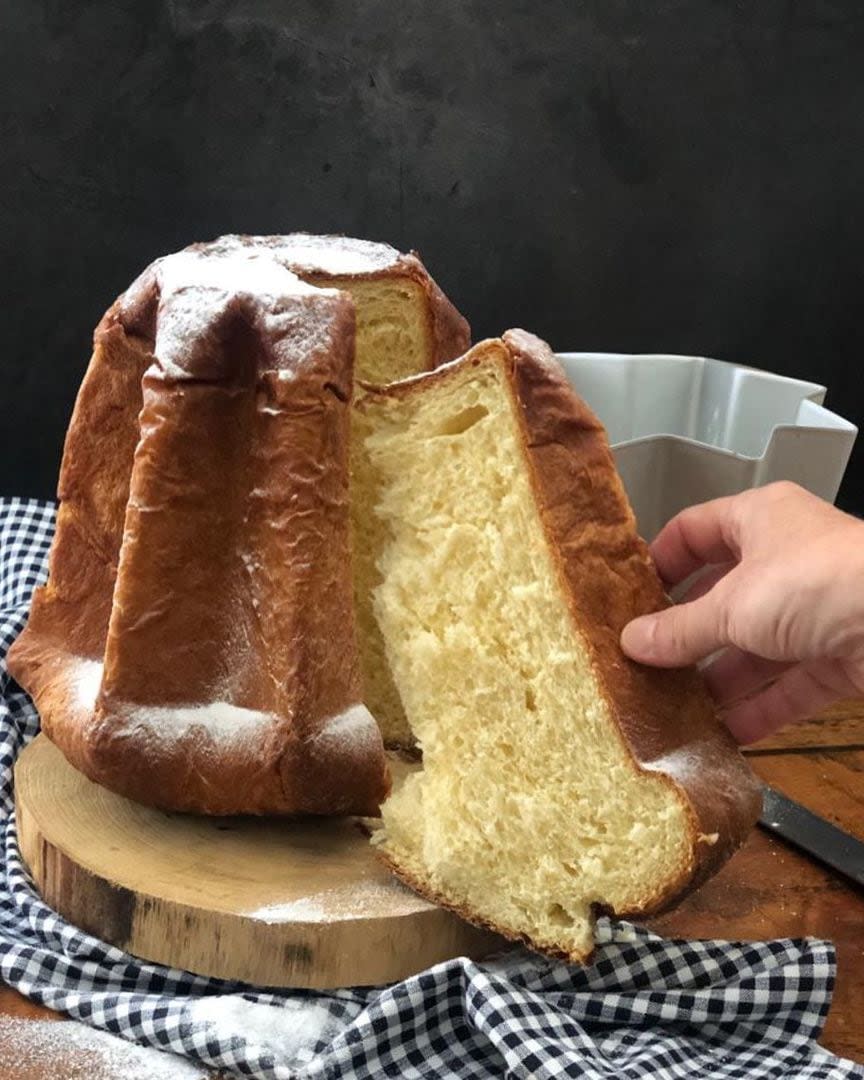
[[14, 736, 503, 988]]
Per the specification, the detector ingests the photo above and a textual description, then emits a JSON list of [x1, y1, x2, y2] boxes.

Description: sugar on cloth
[[0, 499, 860, 1080]]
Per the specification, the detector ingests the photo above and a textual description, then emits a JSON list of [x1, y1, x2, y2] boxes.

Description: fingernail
[[621, 615, 657, 659]]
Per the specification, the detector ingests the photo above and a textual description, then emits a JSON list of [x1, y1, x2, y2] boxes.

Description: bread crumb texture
[[363, 347, 693, 960], [349, 278, 433, 745]]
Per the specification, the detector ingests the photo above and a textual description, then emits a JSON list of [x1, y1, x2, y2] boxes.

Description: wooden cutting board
[[14, 735, 504, 988]]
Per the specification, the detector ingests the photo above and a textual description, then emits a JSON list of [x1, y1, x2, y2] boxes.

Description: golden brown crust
[[8, 257, 391, 816], [404, 252, 472, 367]]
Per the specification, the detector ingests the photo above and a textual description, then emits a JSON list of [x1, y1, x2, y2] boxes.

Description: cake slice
[[360, 330, 761, 960]]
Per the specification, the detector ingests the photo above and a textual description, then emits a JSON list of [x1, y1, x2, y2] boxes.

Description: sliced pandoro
[[359, 329, 761, 960]]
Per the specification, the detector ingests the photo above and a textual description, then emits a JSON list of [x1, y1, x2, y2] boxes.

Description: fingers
[[650, 497, 742, 588], [722, 661, 854, 744], [674, 562, 735, 605], [620, 591, 730, 667], [701, 647, 792, 707]]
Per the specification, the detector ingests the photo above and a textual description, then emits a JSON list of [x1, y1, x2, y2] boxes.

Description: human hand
[[620, 482, 864, 744]]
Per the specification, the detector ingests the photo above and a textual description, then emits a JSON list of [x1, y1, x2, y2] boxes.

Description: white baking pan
[[557, 353, 858, 542]]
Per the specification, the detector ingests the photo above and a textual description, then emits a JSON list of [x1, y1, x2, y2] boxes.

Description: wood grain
[[747, 700, 864, 752], [754, 749, 864, 830], [13, 736, 502, 989], [5, 714, 864, 1068], [0, 988, 59, 1022]]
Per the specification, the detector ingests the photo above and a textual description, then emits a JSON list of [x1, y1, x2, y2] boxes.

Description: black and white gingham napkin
[[0, 496, 861, 1080]]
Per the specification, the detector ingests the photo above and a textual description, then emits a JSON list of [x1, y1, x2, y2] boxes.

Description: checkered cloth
[[1, 497, 862, 1080]]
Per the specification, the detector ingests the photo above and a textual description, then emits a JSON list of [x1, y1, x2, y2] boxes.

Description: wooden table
[[649, 701, 864, 1063], [2, 704, 863, 1074]]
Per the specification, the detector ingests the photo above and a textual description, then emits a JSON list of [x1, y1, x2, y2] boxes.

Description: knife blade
[[759, 785, 864, 889]]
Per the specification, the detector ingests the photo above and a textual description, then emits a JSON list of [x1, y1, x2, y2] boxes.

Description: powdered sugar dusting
[[148, 250, 329, 380], [259, 295, 339, 373], [240, 550, 262, 575], [121, 701, 277, 744], [210, 233, 402, 276], [159, 248, 322, 300], [75, 658, 104, 709], [121, 243, 343, 383], [253, 897, 327, 921], [70, 655, 275, 748], [0, 1018, 204, 1079], [273, 234, 401, 275], [183, 995, 344, 1069], [317, 704, 379, 743], [643, 747, 703, 783], [70, 659, 376, 754], [245, 878, 430, 923]]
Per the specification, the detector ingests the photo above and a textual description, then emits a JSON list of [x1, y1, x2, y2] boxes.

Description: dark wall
[[3, 1, 864, 508]]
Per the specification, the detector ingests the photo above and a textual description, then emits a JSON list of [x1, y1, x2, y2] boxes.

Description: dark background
[[3, 1, 863, 509]]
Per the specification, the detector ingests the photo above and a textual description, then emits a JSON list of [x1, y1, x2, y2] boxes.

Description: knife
[[759, 785, 864, 889]]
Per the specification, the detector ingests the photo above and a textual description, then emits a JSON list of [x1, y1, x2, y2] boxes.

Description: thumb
[[620, 593, 729, 668]]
